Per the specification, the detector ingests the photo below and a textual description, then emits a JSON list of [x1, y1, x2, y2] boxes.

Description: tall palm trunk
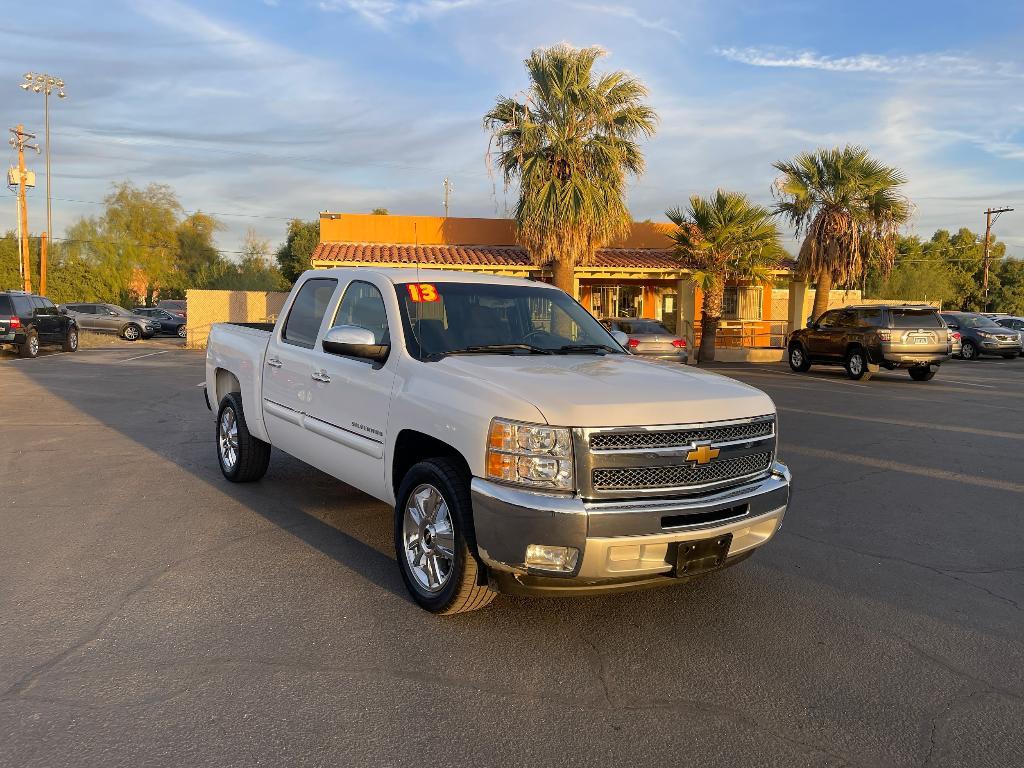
[[552, 257, 576, 298], [698, 278, 724, 363], [811, 271, 832, 321]]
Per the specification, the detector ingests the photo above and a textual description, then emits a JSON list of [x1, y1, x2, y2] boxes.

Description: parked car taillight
[[627, 338, 640, 349], [952, 332, 961, 340], [672, 338, 686, 348], [5, 315, 21, 329]]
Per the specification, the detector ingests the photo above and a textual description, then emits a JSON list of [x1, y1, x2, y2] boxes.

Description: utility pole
[[9, 124, 39, 293], [442, 176, 453, 218], [21, 73, 66, 251], [982, 206, 1013, 309]]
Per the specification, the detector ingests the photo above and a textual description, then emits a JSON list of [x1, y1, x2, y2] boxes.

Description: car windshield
[[395, 281, 624, 359], [958, 315, 1003, 329], [890, 309, 942, 328], [617, 319, 671, 335]]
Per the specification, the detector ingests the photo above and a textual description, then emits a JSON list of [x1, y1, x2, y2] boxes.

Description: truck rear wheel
[[844, 347, 872, 380], [394, 458, 496, 615], [216, 393, 271, 482]]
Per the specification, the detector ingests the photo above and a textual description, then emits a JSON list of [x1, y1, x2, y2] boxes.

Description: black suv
[[787, 304, 949, 381], [0, 291, 79, 358]]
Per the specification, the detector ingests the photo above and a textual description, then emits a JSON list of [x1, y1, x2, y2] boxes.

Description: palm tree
[[773, 146, 911, 321], [667, 191, 785, 363], [484, 45, 657, 296]]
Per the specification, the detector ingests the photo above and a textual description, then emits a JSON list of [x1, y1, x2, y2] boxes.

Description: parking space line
[[785, 446, 1024, 494], [779, 406, 1023, 440], [119, 350, 169, 363], [937, 377, 996, 389]]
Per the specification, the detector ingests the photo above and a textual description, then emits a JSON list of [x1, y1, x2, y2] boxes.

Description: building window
[[722, 286, 763, 320]]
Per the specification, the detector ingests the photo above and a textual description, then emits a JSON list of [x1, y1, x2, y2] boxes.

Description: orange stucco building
[[311, 212, 803, 351]]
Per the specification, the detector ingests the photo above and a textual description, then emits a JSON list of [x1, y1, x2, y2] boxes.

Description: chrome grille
[[589, 419, 773, 451], [592, 452, 772, 491]]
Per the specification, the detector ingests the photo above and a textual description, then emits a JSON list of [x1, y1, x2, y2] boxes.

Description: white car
[[205, 268, 790, 614]]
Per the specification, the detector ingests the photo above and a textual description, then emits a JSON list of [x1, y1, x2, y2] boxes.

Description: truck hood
[[435, 354, 775, 427]]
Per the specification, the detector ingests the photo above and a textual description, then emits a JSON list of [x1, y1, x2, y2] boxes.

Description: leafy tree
[[773, 146, 911, 320], [371, 208, 389, 215], [993, 258, 1024, 315], [172, 212, 227, 296], [211, 228, 288, 291], [484, 44, 657, 297], [667, 191, 785, 362], [275, 219, 319, 284]]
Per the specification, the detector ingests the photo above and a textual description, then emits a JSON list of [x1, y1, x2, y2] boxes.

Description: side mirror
[[109, 310, 119, 316], [610, 330, 629, 349], [806, 321, 818, 331], [58, 307, 67, 315], [322, 324, 389, 363]]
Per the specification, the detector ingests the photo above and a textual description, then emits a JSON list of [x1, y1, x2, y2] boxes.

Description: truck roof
[[304, 266, 558, 289]]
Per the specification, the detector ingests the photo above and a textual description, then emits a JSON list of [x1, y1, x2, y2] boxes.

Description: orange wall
[[320, 213, 676, 248]]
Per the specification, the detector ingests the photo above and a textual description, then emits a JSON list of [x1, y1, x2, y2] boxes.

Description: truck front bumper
[[472, 462, 790, 595]]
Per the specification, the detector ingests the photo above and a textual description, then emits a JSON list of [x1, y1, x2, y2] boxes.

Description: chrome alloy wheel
[[218, 407, 239, 471], [68, 330, 78, 351], [124, 325, 140, 341], [177, 325, 187, 338], [28, 335, 39, 356], [790, 347, 803, 368], [848, 352, 864, 376], [402, 483, 456, 593]]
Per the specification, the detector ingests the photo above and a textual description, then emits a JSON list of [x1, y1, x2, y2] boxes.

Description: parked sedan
[[134, 307, 186, 338], [600, 317, 689, 363], [63, 303, 159, 341], [993, 315, 1024, 347], [940, 312, 1022, 359]]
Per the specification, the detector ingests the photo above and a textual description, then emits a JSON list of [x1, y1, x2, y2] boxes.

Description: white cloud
[[571, 3, 682, 40], [715, 47, 1021, 80], [319, 0, 485, 28]]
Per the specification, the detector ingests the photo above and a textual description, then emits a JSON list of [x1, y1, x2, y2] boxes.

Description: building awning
[[312, 242, 796, 273]]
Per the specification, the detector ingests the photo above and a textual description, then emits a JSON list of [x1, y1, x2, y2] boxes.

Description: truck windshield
[[395, 282, 625, 359]]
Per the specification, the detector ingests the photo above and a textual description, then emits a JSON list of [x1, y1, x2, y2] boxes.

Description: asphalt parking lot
[[1, 349, 1022, 768]]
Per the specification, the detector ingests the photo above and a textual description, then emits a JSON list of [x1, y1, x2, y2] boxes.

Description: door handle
[[311, 369, 331, 383], [266, 357, 283, 368]]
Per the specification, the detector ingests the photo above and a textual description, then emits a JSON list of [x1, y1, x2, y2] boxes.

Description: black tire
[[216, 393, 271, 482], [961, 340, 978, 360], [788, 343, 811, 372], [844, 347, 871, 380], [177, 325, 187, 339], [121, 323, 142, 342], [394, 458, 496, 615], [63, 326, 79, 353], [909, 365, 936, 381], [18, 330, 40, 359]]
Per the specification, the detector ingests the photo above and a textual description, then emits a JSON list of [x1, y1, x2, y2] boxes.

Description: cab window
[[333, 281, 389, 345], [282, 278, 338, 348]]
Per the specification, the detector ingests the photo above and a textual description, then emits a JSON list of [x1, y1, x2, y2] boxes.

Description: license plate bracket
[[676, 534, 733, 578]]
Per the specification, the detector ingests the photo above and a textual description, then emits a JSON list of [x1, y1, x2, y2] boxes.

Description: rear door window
[[857, 308, 882, 326], [12, 296, 33, 316], [890, 309, 942, 328], [282, 278, 338, 348]]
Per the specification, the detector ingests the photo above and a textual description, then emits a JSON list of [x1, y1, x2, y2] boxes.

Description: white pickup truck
[[206, 268, 791, 614]]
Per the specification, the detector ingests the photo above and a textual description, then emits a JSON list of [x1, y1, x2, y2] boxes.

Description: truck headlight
[[486, 418, 574, 491]]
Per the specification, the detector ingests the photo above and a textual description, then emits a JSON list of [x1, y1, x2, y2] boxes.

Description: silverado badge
[[686, 444, 720, 465]]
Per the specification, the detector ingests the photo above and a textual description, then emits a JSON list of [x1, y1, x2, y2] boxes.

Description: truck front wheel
[[216, 393, 271, 482], [394, 459, 496, 615]]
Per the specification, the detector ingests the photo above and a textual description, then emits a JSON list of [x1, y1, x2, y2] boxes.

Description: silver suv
[[63, 303, 158, 341]]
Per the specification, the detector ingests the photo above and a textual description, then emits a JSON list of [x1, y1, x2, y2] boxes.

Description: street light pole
[[20, 72, 65, 248]]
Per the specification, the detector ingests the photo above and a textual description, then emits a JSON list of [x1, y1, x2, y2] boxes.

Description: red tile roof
[[311, 242, 795, 272]]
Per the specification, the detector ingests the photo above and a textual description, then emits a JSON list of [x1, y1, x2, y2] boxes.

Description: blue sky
[[2, 0, 1023, 258]]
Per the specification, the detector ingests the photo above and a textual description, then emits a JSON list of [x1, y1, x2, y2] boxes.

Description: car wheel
[[63, 327, 79, 353], [961, 340, 978, 360], [788, 343, 811, 372], [122, 323, 141, 341], [216, 393, 271, 482], [395, 458, 496, 615], [909, 365, 936, 381], [18, 330, 40, 359], [177, 325, 187, 339], [844, 347, 871, 380]]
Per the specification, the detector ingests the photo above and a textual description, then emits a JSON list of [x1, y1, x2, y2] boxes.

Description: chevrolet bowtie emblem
[[686, 444, 720, 465]]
